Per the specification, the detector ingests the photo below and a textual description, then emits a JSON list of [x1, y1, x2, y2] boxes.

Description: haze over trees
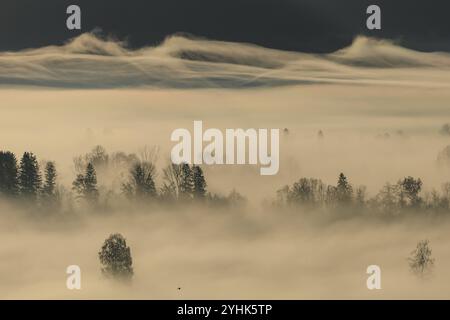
[[3, 144, 450, 219], [1, 144, 450, 288], [0, 146, 246, 214], [275, 172, 450, 218]]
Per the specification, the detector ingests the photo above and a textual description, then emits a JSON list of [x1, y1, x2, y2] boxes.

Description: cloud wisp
[[1, 33, 450, 89]]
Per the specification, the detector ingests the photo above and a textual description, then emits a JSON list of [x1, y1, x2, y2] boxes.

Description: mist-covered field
[[1, 34, 450, 299], [2, 205, 450, 299]]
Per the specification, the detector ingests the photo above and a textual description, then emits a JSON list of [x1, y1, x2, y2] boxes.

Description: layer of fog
[[2, 85, 450, 201], [1, 83, 450, 299], [1, 34, 450, 298], [2, 204, 450, 299]]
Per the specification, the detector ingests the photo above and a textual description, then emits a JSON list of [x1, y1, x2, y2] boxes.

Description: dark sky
[[1, 0, 449, 52]]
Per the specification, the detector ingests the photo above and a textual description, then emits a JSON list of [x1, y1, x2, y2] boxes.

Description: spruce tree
[[192, 165, 207, 200], [18, 152, 41, 199], [336, 173, 353, 204], [41, 161, 59, 210], [42, 162, 57, 197], [72, 162, 99, 205], [84, 162, 99, 204], [0, 151, 19, 197], [179, 163, 193, 200], [122, 162, 157, 200]]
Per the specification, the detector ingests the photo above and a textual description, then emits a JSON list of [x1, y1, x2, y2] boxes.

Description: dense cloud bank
[[1, 33, 450, 89]]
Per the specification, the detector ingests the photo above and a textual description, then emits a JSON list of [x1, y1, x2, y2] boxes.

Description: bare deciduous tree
[[408, 240, 434, 277]]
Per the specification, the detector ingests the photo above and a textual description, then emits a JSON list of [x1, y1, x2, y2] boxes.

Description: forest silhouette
[[2, 145, 450, 219]]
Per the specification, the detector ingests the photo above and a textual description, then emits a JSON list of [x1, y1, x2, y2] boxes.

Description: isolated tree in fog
[[72, 162, 99, 204], [0, 151, 19, 197], [122, 161, 157, 200], [192, 165, 207, 199], [18, 152, 41, 199], [98, 233, 133, 281], [408, 240, 434, 277], [336, 173, 353, 204]]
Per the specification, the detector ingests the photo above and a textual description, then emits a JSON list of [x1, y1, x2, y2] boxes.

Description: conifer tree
[[179, 163, 193, 200], [336, 173, 353, 204], [0, 151, 19, 197], [41, 161, 60, 210], [42, 162, 57, 197], [18, 152, 41, 199], [122, 161, 157, 200], [192, 165, 207, 200], [73, 162, 99, 205]]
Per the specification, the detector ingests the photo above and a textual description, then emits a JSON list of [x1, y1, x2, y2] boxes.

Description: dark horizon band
[[1, 0, 450, 53]]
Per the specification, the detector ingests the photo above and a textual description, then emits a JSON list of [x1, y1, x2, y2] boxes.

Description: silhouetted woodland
[[2, 145, 450, 218], [275, 173, 450, 217], [0, 146, 246, 215]]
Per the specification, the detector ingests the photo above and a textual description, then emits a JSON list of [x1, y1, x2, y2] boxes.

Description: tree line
[[0, 151, 57, 203], [275, 172, 450, 216], [0, 146, 246, 212], [4, 145, 450, 217]]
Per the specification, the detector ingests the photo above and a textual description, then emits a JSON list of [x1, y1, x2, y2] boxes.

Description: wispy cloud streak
[[1, 34, 450, 89]]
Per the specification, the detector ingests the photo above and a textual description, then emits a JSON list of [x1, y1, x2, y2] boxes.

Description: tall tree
[[192, 165, 207, 200], [73, 162, 99, 205], [0, 151, 19, 197], [375, 182, 400, 215], [289, 178, 326, 206], [84, 163, 98, 202], [160, 163, 182, 201], [122, 161, 157, 200], [18, 152, 41, 199], [41, 161, 60, 210], [42, 162, 57, 197], [336, 173, 353, 204], [179, 163, 193, 200], [355, 186, 367, 207], [398, 176, 422, 208]]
